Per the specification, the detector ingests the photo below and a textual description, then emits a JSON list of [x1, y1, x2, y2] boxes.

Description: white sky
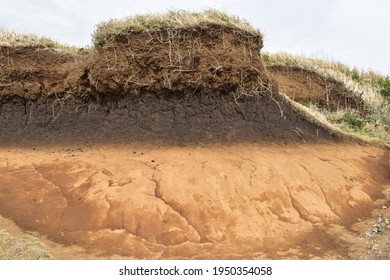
[[1, 0, 389, 75]]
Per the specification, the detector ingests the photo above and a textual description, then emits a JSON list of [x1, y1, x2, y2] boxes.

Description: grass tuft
[[0, 230, 51, 260], [0, 31, 85, 55], [92, 9, 262, 47]]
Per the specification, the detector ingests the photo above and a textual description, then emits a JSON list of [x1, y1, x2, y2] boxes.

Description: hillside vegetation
[[263, 52, 390, 143]]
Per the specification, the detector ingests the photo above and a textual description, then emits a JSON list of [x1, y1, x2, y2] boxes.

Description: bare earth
[[0, 143, 388, 259]]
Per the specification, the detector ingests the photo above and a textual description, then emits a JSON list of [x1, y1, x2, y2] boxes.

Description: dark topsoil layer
[[0, 26, 347, 146], [0, 91, 342, 146]]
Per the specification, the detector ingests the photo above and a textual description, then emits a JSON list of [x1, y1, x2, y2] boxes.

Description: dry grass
[[93, 9, 262, 47], [262, 52, 390, 143], [262, 52, 387, 108], [0, 230, 51, 260], [0, 31, 83, 54]]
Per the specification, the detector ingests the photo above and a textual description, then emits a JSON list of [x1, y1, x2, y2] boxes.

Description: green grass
[[306, 103, 390, 143], [0, 230, 51, 260], [92, 9, 262, 47], [335, 112, 364, 130], [379, 77, 390, 100]]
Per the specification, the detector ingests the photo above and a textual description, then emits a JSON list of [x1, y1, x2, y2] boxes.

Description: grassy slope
[[263, 52, 390, 143]]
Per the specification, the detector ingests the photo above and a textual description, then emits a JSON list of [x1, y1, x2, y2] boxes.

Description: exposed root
[[270, 94, 284, 118]]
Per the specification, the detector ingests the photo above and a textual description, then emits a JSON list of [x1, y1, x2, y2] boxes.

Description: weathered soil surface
[[0, 25, 389, 259], [0, 144, 389, 259]]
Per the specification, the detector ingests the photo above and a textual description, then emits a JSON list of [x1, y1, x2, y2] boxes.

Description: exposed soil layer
[[0, 46, 81, 99], [88, 26, 270, 97], [268, 66, 364, 112], [0, 27, 343, 145], [0, 91, 341, 146], [1, 26, 270, 100], [0, 144, 388, 259]]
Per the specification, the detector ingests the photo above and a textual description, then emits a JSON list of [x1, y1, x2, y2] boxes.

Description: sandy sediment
[[0, 143, 389, 259]]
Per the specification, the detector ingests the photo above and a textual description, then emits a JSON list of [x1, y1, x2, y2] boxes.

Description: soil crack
[[151, 167, 203, 242], [298, 163, 341, 221], [31, 163, 69, 208], [285, 184, 308, 222]]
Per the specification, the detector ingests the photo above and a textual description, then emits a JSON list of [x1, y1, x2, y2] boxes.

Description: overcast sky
[[1, 0, 389, 75]]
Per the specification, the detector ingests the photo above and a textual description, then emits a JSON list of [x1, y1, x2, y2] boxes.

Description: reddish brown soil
[[0, 46, 81, 99], [0, 144, 388, 259], [268, 66, 364, 112]]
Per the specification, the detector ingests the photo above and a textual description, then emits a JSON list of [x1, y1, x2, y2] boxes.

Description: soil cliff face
[[0, 26, 341, 145], [0, 46, 79, 99], [1, 25, 268, 99], [88, 25, 268, 96], [0, 23, 389, 260]]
